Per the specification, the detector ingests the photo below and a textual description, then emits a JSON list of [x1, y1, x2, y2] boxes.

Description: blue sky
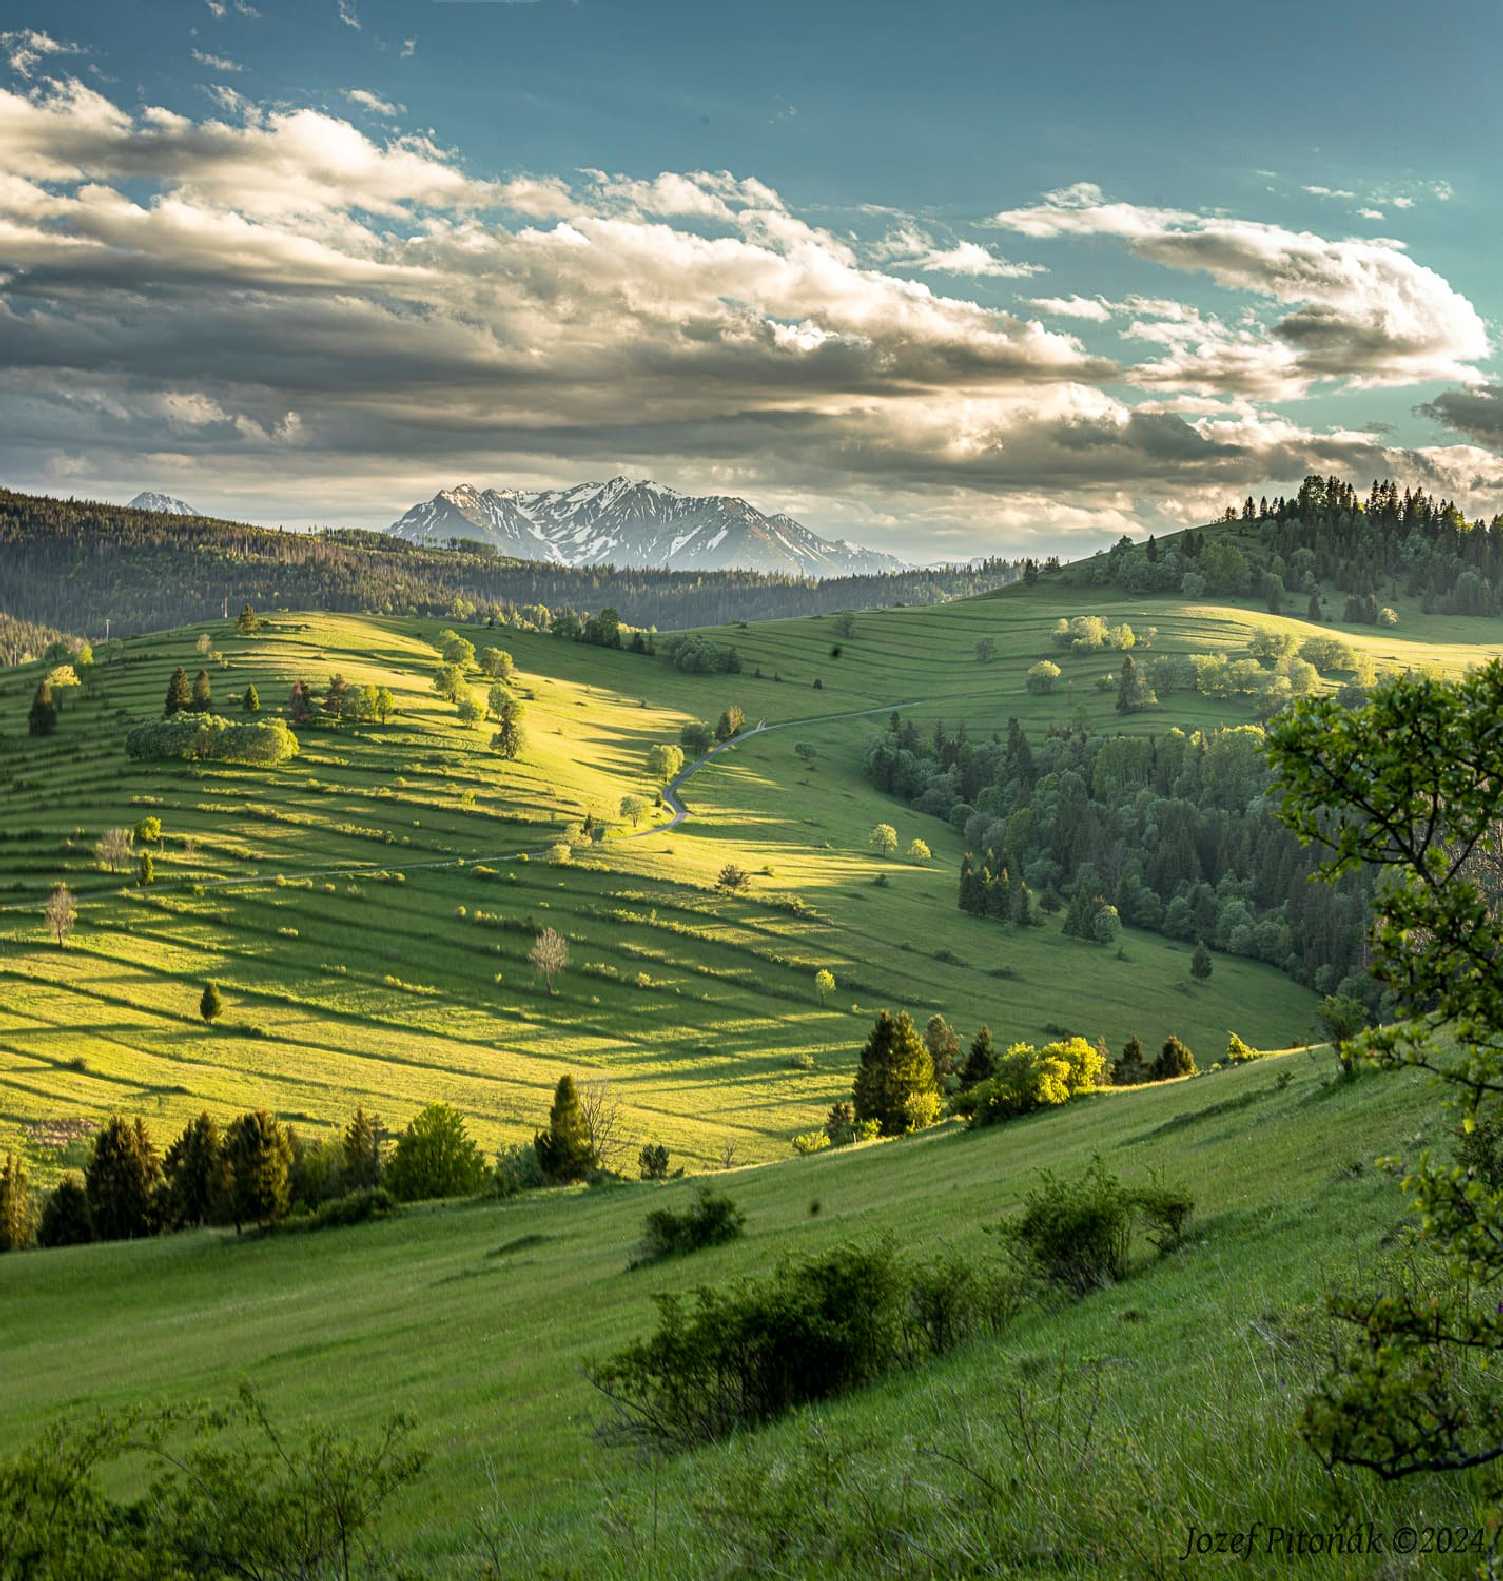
[[3, 0, 1501, 555]]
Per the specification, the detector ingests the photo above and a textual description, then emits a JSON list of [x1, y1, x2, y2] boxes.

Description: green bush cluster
[[589, 1239, 1028, 1451], [951, 1036, 1104, 1127], [124, 714, 299, 765], [630, 1187, 746, 1268]]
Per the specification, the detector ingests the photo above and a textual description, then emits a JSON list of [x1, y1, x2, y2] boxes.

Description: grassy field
[[0, 1044, 1487, 1576], [5, 585, 1459, 1174]]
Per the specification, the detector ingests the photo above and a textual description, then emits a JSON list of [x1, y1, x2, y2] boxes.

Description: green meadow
[[8, 583, 1463, 1173]]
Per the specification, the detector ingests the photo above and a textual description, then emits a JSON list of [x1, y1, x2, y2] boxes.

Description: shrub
[[284, 1187, 399, 1233], [639, 1143, 671, 1181], [998, 1158, 1136, 1296], [1153, 1036, 1197, 1080], [1133, 1175, 1195, 1253], [631, 1186, 746, 1267], [954, 1042, 1072, 1126], [588, 1241, 914, 1448], [1224, 1031, 1262, 1063], [792, 1130, 831, 1155], [1112, 1034, 1149, 1085], [199, 981, 224, 1023], [495, 1141, 546, 1198]]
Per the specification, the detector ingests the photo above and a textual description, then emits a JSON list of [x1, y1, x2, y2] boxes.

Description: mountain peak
[[129, 490, 197, 516], [387, 478, 907, 577]]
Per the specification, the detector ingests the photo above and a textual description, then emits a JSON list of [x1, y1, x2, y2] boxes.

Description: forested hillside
[[0, 490, 1022, 637]]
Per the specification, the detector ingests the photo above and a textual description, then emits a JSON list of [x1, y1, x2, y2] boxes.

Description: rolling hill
[[3, 550, 1502, 1574]]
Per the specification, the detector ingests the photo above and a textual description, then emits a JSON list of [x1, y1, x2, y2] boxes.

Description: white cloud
[[400, 38, 416, 59], [2, 29, 83, 78], [192, 50, 244, 73], [1302, 184, 1355, 199], [1024, 294, 1112, 322], [343, 87, 403, 117], [987, 181, 1488, 397], [1357, 207, 1384, 220], [873, 224, 1042, 279], [336, 0, 361, 30], [205, 1, 228, 15]]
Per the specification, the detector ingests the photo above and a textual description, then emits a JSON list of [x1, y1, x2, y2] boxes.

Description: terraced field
[[4, 584, 1498, 1178]]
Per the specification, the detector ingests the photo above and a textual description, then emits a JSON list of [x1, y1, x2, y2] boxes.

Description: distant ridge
[[386, 476, 909, 577]]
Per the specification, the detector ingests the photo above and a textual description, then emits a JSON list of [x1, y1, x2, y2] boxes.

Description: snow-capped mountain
[[128, 491, 197, 515], [386, 477, 909, 576]]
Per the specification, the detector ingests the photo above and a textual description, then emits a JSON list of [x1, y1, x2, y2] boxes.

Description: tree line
[[0, 489, 1023, 638]]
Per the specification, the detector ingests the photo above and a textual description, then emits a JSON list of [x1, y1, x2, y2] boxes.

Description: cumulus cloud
[[0, 83, 1495, 553], [987, 181, 1489, 398], [336, 0, 360, 30]]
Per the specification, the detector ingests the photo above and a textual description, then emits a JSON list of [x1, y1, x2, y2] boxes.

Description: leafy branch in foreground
[[1267, 659, 1503, 1485]]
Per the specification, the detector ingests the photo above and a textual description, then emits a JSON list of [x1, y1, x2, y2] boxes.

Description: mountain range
[[128, 491, 197, 515], [385, 477, 908, 576]]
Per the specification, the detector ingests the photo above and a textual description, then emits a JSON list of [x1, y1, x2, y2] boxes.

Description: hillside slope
[[0, 1046, 1482, 1576], [0, 603, 1319, 1174]]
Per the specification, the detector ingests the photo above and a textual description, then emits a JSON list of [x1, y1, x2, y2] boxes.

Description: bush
[[37, 1175, 92, 1248], [999, 1159, 1136, 1296], [1133, 1174, 1195, 1253], [792, 1130, 831, 1155], [631, 1186, 746, 1267], [125, 715, 299, 766], [589, 1241, 914, 1448], [952, 1038, 1101, 1126], [283, 1187, 399, 1233], [638, 1143, 672, 1181], [1153, 1036, 1197, 1080], [1224, 1031, 1262, 1063], [495, 1141, 546, 1198]]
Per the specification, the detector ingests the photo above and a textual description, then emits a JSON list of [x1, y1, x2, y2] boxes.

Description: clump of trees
[[950, 1037, 1104, 1127], [852, 1010, 941, 1136], [125, 715, 300, 766]]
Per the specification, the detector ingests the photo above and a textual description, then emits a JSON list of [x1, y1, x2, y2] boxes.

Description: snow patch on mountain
[[128, 491, 197, 516], [386, 476, 908, 577]]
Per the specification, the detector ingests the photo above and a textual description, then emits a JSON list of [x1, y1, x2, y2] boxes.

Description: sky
[[3, 0, 1502, 559]]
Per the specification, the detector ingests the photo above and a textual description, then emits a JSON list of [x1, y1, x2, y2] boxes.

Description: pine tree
[[1191, 939, 1214, 981], [852, 1010, 941, 1135], [0, 1153, 33, 1251], [1154, 1036, 1198, 1080], [163, 1113, 226, 1229], [223, 1109, 291, 1231], [342, 1106, 384, 1189], [27, 681, 57, 737], [243, 685, 260, 713], [85, 1116, 162, 1240], [138, 851, 155, 887], [200, 981, 224, 1022], [236, 603, 260, 634], [961, 1025, 996, 1089], [923, 1014, 961, 1081], [164, 667, 191, 716], [534, 1075, 594, 1182], [190, 669, 213, 712]]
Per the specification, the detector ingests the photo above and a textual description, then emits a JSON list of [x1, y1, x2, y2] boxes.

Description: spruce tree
[[1191, 939, 1214, 981], [163, 1113, 225, 1228], [852, 1009, 941, 1135], [200, 980, 224, 1023], [923, 1014, 961, 1081], [190, 669, 213, 713], [1114, 1034, 1148, 1085], [85, 1116, 162, 1240], [961, 1025, 996, 1089], [223, 1109, 291, 1231], [1154, 1036, 1198, 1080], [534, 1075, 593, 1182], [243, 685, 260, 713], [0, 1153, 33, 1251], [342, 1106, 384, 1189], [164, 667, 191, 716], [27, 681, 57, 737]]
